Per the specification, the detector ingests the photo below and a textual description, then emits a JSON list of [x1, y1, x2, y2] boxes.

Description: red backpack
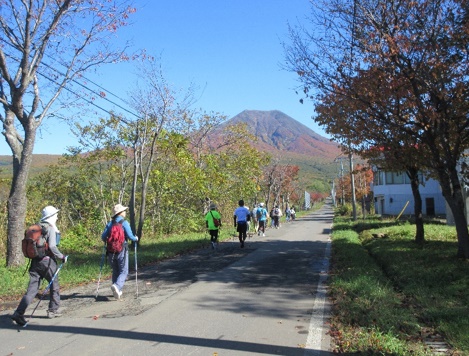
[[106, 220, 125, 254], [22, 224, 49, 259]]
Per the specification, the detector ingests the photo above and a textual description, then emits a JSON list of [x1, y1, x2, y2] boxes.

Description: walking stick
[[134, 241, 138, 298], [95, 243, 106, 299], [24, 262, 65, 327]]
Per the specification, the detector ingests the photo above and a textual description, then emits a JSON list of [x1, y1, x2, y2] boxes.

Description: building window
[[374, 170, 426, 186], [385, 172, 405, 184]]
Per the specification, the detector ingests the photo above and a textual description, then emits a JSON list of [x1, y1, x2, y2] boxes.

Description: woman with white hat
[[11, 205, 67, 326], [101, 204, 138, 300]]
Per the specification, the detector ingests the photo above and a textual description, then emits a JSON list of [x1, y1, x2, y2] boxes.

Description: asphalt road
[[1, 202, 334, 356]]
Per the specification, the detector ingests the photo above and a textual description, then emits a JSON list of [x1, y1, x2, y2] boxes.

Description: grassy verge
[[330, 215, 469, 355]]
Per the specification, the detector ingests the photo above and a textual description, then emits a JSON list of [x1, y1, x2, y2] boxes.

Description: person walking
[[291, 206, 296, 221], [11, 206, 68, 326], [285, 206, 291, 223], [269, 207, 275, 228], [101, 204, 138, 300], [233, 199, 250, 248], [273, 205, 282, 229], [251, 204, 259, 234], [205, 202, 222, 249], [256, 202, 268, 237]]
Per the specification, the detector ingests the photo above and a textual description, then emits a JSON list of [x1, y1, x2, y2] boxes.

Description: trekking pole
[[134, 241, 138, 298], [24, 262, 65, 327], [95, 243, 106, 299]]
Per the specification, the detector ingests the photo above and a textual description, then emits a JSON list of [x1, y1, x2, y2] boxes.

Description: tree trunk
[[407, 168, 425, 244], [438, 166, 469, 259], [128, 147, 138, 238], [6, 133, 35, 267], [138, 181, 147, 240]]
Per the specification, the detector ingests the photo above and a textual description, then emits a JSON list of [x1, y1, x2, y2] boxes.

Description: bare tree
[[0, 0, 135, 266], [125, 61, 195, 240]]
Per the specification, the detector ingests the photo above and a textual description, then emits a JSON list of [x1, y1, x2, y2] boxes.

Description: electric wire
[[0, 37, 141, 120]]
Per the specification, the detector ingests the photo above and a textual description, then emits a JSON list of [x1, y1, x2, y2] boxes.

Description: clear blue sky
[[2, 0, 329, 155]]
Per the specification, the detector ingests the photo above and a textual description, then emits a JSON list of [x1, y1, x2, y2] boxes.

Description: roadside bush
[[335, 204, 352, 216]]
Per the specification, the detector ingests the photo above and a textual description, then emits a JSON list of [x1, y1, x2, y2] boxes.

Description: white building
[[372, 171, 446, 217]]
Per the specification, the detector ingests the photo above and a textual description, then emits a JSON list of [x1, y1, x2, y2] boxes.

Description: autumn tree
[[315, 82, 430, 242], [284, 0, 469, 258], [0, 0, 136, 266]]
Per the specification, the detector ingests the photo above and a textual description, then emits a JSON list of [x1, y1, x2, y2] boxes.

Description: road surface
[[1, 202, 334, 355]]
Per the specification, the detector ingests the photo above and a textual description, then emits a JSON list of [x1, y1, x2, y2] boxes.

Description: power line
[[0, 37, 141, 120]]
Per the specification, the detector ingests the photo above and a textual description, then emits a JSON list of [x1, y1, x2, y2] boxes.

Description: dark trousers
[[236, 221, 248, 242], [209, 229, 219, 242], [258, 220, 266, 233], [16, 256, 60, 315], [273, 216, 280, 227]]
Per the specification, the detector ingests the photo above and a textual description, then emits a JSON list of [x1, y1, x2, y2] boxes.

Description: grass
[[329, 215, 469, 355]]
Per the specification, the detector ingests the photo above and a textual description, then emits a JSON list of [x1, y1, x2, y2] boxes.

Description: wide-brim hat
[[112, 204, 128, 217], [41, 206, 60, 221]]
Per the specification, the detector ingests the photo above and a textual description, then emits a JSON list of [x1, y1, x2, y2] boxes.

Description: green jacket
[[205, 210, 222, 230]]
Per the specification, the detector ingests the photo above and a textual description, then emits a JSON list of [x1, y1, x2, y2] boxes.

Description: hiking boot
[[111, 284, 122, 299], [262, 233, 265, 237], [47, 310, 62, 318], [11, 311, 27, 326], [257, 231, 260, 236]]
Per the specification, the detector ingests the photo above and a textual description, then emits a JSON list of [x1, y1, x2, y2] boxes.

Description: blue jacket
[[101, 215, 138, 242]]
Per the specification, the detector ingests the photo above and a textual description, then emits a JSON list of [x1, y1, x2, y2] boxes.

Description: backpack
[[256, 209, 262, 220], [210, 211, 221, 227], [22, 224, 49, 259], [274, 208, 280, 216], [106, 220, 125, 253]]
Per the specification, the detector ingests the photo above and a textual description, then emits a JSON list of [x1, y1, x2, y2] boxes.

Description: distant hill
[[0, 154, 62, 177], [218, 110, 342, 183], [226, 110, 340, 160]]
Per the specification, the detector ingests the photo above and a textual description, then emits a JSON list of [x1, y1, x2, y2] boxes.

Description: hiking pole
[[95, 243, 106, 299], [24, 261, 65, 327], [134, 241, 138, 298]]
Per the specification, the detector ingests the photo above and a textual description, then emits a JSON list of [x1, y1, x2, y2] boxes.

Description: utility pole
[[349, 0, 358, 221], [330, 179, 336, 207], [349, 152, 357, 221], [334, 157, 346, 205]]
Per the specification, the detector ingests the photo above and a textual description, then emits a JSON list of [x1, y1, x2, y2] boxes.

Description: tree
[[0, 0, 136, 266], [315, 84, 429, 242], [124, 61, 196, 241], [284, 0, 469, 258]]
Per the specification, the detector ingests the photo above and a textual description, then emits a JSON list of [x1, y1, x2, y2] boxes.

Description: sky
[[2, 0, 329, 155]]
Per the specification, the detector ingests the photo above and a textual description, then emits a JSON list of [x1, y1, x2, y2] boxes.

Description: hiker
[[285, 206, 291, 222], [101, 204, 138, 300], [12, 206, 68, 326], [291, 206, 296, 221], [269, 207, 275, 228], [205, 202, 222, 249], [273, 205, 282, 229], [256, 202, 268, 237], [233, 199, 250, 248], [251, 205, 259, 233]]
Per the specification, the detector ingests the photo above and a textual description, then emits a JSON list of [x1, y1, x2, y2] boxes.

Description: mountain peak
[[227, 110, 340, 160]]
